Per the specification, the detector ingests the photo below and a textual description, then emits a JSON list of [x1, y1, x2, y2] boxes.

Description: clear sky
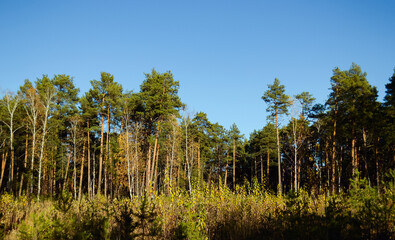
[[0, 0, 394, 137]]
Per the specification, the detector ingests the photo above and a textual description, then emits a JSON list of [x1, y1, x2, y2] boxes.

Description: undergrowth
[[0, 171, 393, 240]]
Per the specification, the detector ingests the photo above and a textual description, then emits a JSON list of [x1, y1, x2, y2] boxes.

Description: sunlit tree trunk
[[260, 155, 263, 185], [24, 87, 39, 195], [275, 106, 282, 195], [266, 150, 270, 186], [19, 130, 29, 196], [293, 117, 298, 193], [2, 93, 20, 194], [105, 108, 110, 198], [170, 123, 176, 190], [233, 138, 236, 189], [197, 138, 201, 186], [38, 89, 55, 200], [125, 115, 132, 198], [63, 152, 71, 192], [78, 140, 86, 201], [0, 152, 8, 190], [87, 121, 91, 199], [224, 147, 229, 187], [98, 97, 105, 195]]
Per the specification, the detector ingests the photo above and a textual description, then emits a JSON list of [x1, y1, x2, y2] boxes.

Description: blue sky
[[0, 0, 394, 136]]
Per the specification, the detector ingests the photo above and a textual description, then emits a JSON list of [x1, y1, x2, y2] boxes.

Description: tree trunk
[[153, 143, 160, 192], [30, 122, 36, 194], [87, 121, 91, 199], [98, 98, 105, 195], [266, 150, 270, 186], [254, 157, 257, 180], [10, 122, 14, 194], [170, 124, 175, 190], [78, 140, 86, 201], [73, 126, 77, 199], [224, 148, 229, 187], [106, 107, 111, 198], [233, 138, 236, 189], [0, 152, 8, 190], [351, 134, 356, 176], [260, 155, 263, 185], [362, 129, 370, 185], [151, 127, 159, 189], [298, 156, 301, 192], [275, 107, 282, 195], [63, 152, 71, 192], [146, 141, 152, 192], [375, 138, 379, 191], [294, 119, 298, 193], [332, 90, 338, 194], [19, 130, 29, 196], [38, 103, 50, 200], [126, 122, 132, 198], [197, 138, 201, 186]]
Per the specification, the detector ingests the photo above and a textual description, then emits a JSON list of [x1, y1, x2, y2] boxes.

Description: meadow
[[0, 172, 393, 240]]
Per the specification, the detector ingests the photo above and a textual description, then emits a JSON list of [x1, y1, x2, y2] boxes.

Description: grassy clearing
[[0, 173, 394, 240]]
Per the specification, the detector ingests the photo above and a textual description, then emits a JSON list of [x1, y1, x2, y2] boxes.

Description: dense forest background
[[0, 63, 394, 199], [0, 63, 394, 239]]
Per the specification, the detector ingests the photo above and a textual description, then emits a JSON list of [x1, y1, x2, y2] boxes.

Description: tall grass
[[0, 171, 393, 240]]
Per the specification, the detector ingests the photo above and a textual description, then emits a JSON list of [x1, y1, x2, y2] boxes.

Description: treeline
[[0, 63, 394, 199]]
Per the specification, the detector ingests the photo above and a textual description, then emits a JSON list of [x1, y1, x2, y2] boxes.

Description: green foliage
[[111, 198, 134, 240], [131, 193, 161, 239], [0, 181, 390, 240], [54, 190, 73, 214], [261, 78, 290, 117]]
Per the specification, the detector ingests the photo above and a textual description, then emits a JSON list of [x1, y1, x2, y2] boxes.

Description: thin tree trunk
[[0, 152, 8, 189], [254, 157, 257, 180], [332, 90, 338, 194], [78, 140, 86, 201], [30, 123, 36, 194], [298, 156, 301, 192], [275, 107, 282, 195], [153, 144, 160, 192], [233, 138, 236, 189], [185, 123, 192, 193], [93, 150, 96, 197], [98, 97, 105, 195], [267, 150, 270, 186], [38, 100, 50, 200], [375, 138, 379, 191], [105, 108, 110, 198], [151, 128, 159, 186], [87, 121, 91, 199], [293, 118, 298, 193], [73, 126, 77, 199], [53, 152, 56, 197], [126, 121, 132, 198], [134, 123, 140, 196], [338, 145, 342, 191], [224, 147, 229, 187], [362, 128, 370, 185], [63, 152, 71, 192], [19, 130, 29, 196], [260, 155, 263, 185], [146, 140, 152, 192], [197, 138, 201, 186], [351, 134, 356, 176], [3, 94, 20, 195], [170, 124, 175, 190]]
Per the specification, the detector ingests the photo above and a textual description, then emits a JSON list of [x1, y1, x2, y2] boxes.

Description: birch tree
[[0, 92, 21, 194], [36, 76, 56, 200]]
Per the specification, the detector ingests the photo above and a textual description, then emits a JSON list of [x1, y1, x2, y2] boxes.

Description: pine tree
[[262, 78, 290, 195]]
